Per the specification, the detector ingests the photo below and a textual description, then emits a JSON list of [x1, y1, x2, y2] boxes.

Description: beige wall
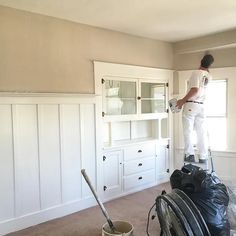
[[0, 6, 173, 93]]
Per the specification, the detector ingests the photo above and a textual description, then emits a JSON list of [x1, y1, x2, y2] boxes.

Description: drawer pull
[[138, 150, 142, 153], [138, 176, 143, 180], [138, 163, 143, 166]]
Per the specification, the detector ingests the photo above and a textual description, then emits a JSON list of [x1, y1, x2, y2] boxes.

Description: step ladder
[[183, 148, 213, 173]]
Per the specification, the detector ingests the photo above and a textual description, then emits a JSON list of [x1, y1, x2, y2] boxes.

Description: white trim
[[94, 61, 173, 95], [0, 93, 99, 105], [11, 105, 17, 218], [0, 92, 96, 97], [94, 96, 104, 198], [58, 105, 64, 204], [177, 66, 236, 72]]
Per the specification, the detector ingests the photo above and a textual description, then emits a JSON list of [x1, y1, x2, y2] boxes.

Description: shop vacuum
[[146, 159, 236, 236]]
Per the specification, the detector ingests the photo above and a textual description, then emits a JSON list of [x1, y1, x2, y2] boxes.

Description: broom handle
[[81, 169, 115, 230]]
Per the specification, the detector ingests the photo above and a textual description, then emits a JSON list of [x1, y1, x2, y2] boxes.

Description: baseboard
[[0, 197, 96, 236], [157, 175, 170, 184]]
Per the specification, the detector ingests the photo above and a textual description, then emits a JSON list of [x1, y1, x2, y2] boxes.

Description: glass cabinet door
[[141, 82, 167, 114], [103, 79, 137, 115]]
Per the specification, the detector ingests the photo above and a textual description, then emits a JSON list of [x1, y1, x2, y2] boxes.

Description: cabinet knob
[[137, 96, 141, 100], [138, 150, 142, 153], [138, 163, 143, 166], [138, 176, 143, 180]]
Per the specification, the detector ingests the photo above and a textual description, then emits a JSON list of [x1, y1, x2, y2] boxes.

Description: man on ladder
[[177, 54, 214, 164]]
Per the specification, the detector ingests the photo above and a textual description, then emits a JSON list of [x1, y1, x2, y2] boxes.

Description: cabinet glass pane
[[105, 80, 136, 115], [141, 82, 166, 113]]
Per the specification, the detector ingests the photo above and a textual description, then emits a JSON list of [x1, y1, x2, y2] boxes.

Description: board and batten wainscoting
[[0, 93, 102, 235]]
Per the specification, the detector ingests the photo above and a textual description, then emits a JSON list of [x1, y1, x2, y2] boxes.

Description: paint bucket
[[102, 220, 134, 236], [81, 170, 132, 236], [168, 98, 181, 113]]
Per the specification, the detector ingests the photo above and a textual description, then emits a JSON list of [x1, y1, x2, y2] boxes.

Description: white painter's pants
[[182, 102, 208, 160]]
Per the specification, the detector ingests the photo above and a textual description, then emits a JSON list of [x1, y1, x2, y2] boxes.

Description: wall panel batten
[[0, 105, 15, 221], [58, 105, 63, 204], [36, 105, 42, 210], [80, 104, 96, 198]]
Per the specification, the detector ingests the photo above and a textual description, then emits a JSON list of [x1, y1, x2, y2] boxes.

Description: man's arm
[[176, 87, 199, 109]]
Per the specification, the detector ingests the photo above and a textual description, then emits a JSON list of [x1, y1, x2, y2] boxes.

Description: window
[[205, 79, 227, 150], [205, 79, 227, 117], [192, 79, 227, 150]]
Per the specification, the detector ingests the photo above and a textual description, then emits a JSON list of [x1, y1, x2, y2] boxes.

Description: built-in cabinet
[[102, 140, 169, 200], [123, 142, 156, 191], [94, 61, 173, 201]]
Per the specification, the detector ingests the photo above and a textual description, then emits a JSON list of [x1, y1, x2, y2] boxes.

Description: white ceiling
[[0, 0, 236, 42]]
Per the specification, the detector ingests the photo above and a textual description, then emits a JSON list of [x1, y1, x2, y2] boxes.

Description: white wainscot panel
[[213, 155, 236, 181], [80, 104, 96, 198], [38, 105, 61, 209], [60, 105, 82, 203], [0, 95, 99, 235], [0, 105, 14, 221], [13, 105, 40, 217]]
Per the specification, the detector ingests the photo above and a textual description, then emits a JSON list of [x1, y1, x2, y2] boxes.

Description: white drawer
[[123, 170, 155, 191], [124, 157, 155, 176], [124, 143, 156, 161]]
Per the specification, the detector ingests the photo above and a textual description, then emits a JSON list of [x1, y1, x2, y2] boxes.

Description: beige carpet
[[7, 182, 170, 236]]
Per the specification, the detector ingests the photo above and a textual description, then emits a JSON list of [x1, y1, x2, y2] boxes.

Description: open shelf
[[103, 118, 169, 148], [103, 137, 158, 149]]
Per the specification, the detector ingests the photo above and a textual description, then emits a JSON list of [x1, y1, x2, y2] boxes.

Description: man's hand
[[176, 99, 185, 109], [176, 87, 198, 109]]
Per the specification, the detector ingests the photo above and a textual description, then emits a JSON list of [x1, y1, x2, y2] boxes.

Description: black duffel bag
[[170, 164, 230, 236]]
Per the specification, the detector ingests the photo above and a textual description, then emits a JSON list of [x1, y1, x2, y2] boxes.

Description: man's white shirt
[[187, 69, 212, 103]]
